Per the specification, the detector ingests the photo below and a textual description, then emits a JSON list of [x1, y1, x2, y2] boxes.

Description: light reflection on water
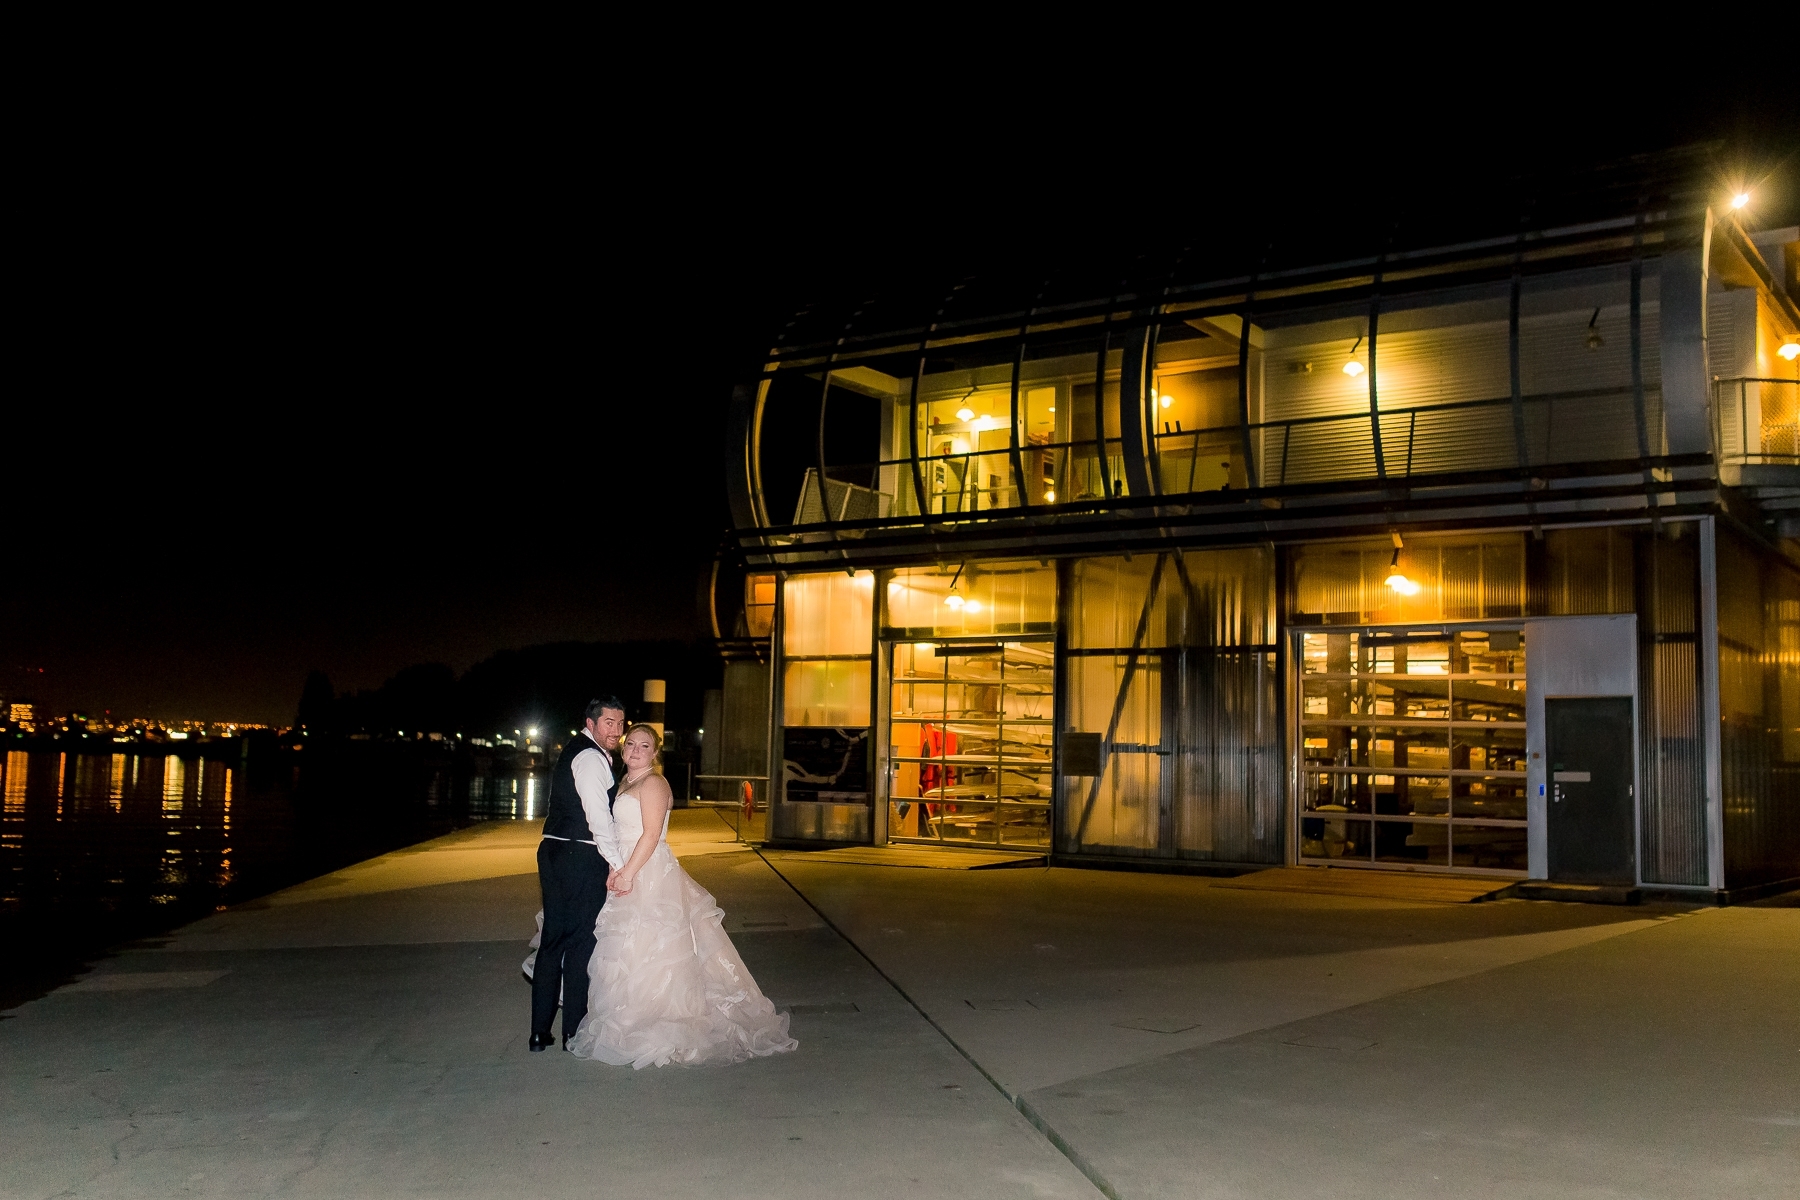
[[1, 745, 541, 961]]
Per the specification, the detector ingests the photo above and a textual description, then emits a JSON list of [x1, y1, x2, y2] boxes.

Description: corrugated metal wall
[[1717, 526, 1800, 888], [1636, 528, 1710, 886], [1258, 271, 1663, 481]]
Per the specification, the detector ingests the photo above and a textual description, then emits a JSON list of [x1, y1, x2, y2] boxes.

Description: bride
[[567, 723, 798, 1068]]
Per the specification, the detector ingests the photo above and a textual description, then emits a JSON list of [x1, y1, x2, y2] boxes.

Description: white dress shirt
[[569, 733, 624, 869]]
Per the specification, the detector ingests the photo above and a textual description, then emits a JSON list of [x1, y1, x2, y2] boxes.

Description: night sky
[[9, 77, 1794, 725]]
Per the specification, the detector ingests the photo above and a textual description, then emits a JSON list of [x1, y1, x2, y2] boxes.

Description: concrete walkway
[[3, 814, 1794, 1199]]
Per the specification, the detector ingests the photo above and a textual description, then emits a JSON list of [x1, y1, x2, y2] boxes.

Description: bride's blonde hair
[[623, 722, 663, 766]]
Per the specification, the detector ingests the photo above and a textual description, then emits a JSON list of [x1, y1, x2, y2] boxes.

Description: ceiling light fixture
[[1779, 342, 1800, 362], [1043, 489, 1056, 503], [1731, 192, 1751, 210], [1343, 335, 1365, 377], [1586, 308, 1604, 351], [956, 406, 975, 421], [1159, 390, 1173, 409]]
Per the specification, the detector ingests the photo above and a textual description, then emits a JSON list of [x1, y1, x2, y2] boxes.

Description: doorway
[[1544, 697, 1636, 884]]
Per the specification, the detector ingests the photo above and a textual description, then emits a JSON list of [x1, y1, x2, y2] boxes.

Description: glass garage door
[[1297, 627, 1528, 875], [887, 640, 1054, 847]]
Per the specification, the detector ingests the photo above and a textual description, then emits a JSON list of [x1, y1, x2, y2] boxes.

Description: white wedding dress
[[567, 790, 797, 1068]]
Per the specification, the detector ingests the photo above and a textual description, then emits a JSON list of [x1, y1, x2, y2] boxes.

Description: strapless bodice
[[613, 793, 671, 858]]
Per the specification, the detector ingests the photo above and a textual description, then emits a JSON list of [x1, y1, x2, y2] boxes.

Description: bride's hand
[[610, 871, 635, 894]]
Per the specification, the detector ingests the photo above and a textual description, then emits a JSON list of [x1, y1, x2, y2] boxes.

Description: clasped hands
[[608, 870, 636, 896]]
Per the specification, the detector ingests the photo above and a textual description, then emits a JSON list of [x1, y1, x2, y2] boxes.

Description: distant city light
[[1731, 192, 1750, 209]]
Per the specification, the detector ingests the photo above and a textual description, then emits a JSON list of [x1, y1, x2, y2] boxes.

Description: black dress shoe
[[529, 1032, 554, 1052]]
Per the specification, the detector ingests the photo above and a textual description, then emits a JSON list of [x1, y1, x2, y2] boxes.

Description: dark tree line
[[296, 640, 721, 740]]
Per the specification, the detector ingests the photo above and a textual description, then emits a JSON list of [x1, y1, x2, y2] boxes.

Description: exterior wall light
[[1731, 192, 1750, 209], [943, 562, 968, 610], [1779, 342, 1799, 362], [1384, 533, 1421, 596]]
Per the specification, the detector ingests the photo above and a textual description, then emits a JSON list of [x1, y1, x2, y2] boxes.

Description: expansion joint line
[[753, 848, 1121, 1200]]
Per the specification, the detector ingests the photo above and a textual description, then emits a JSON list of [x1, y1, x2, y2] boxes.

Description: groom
[[530, 696, 627, 1051]]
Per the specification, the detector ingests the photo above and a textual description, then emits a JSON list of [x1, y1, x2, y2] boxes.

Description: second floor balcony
[[727, 201, 1798, 570]]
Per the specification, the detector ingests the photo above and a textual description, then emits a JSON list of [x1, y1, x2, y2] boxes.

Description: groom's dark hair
[[585, 696, 626, 722]]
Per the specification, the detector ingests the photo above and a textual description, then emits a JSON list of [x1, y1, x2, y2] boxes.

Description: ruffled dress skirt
[[567, 844, 797, 1068]]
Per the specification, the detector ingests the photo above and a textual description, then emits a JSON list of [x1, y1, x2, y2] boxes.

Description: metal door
[[1545, 697, 1635, 884]]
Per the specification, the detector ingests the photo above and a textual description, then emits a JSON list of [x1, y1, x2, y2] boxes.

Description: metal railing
[[1712, 376, 1800, 468], [691, 773, 768, 844], [794, 387, 1671, 536]]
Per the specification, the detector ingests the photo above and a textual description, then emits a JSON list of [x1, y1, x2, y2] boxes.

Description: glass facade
[[727, 205, 1798, 890], [743, 523, 1787, 888], [1062, 549, 1281, 864], [1291, 533, 1525, 625], [748, 253, 1680, 539], [883, 562, 1056, 638]]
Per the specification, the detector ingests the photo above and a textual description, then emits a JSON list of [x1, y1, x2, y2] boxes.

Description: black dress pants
[[532, 838, 610, 1040]]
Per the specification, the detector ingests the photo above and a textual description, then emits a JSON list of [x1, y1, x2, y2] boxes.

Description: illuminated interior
[[1299, 629, 1527, 872]]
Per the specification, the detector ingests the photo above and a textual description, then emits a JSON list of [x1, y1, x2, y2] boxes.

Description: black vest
[[543, 733, 616, 841]]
